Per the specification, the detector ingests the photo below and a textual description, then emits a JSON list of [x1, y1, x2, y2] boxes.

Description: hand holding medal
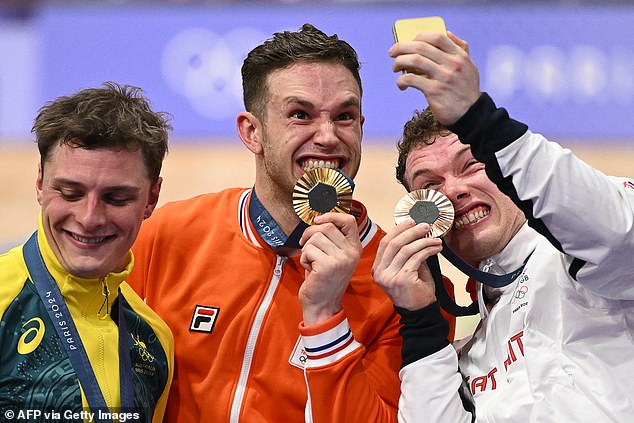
[[293, 168, 360, 326], [391, 188, 524, 315], [392, 189, 481, 314]]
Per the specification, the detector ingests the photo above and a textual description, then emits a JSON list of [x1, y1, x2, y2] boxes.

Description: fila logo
[[189, 305, 220, 333]]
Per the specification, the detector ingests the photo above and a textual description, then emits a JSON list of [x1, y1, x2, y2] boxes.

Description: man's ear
[[143, 177, 162, 220], [237, 111, 263, 155], [36, 162, 44, 206]]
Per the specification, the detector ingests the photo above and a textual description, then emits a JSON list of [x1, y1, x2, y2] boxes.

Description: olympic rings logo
[[513, 285, 529, 302], [132, 333, 155, 363]]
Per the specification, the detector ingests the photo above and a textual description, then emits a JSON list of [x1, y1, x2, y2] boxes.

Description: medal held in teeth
[[394, 189, 454, 238], [293, 168, 353, 224]]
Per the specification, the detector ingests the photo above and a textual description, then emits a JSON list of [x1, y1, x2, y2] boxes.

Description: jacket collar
[[36, 213, 132, 318], [478, 222, 537, 313]]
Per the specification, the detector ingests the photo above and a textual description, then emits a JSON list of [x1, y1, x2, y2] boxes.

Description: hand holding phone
[[391, 16, 480, 127]]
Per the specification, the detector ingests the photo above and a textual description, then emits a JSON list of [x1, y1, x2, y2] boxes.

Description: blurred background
[[2, 1, 633, 332]]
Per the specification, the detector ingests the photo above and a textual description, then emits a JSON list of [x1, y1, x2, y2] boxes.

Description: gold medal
[[293, 168, 353, 224], [394, 189, 454, 238]]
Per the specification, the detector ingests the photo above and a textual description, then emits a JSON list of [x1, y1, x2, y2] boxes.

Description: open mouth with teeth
[[453, 207, 490, 231], [66, 230, 114, 245], [300, 159, 341, 172]]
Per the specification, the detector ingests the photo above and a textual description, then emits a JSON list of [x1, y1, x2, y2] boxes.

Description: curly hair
[[241, 23, 362, 120], [32, 81, 171, 183], [395, 108, 451, 191]]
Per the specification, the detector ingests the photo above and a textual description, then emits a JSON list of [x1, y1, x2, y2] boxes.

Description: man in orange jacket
[[128, 23, 454, 422]]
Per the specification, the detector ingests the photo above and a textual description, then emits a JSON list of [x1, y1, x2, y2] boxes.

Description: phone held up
[[392, 16, 447, 42]]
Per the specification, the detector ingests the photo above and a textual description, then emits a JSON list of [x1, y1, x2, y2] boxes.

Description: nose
[[313, 119, 339, 150], [76, 195, 107, 231], [442, 176, 469, 203]]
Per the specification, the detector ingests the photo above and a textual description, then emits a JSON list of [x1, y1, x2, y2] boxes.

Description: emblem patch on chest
[[511, 272, 530, 313], [189, 305, 220, 333], [288, 336, 307, 369]]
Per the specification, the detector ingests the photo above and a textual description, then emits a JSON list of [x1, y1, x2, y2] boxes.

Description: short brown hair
[[32, 81, 171, 183], [396, 108, 450, 191], [241, 23, 362, 120]]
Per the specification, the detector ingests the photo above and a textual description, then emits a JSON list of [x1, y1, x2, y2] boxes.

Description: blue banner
[[1, 3, 633, 142]]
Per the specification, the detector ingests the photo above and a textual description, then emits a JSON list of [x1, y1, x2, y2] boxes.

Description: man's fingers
[[447, 31, 469, 54], [374, 222, 441, 277], [383, 236, 442, 277], [398, 245, 442, 283], [395, 72, 435, 93], [375, 219, 420, 266], [389, 32, 449, 56], [300, 212, 360, 249], [313, 212, 359, 239], [300, 243, 322, 270], [373, 241, 442, 310], [302, 230, 342, 258]]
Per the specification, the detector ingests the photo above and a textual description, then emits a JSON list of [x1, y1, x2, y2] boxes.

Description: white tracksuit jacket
[[397, 93, 634, 423]]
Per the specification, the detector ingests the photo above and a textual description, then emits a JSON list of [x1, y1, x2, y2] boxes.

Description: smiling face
[[36, 142, 161, 279], [240, 61, 363, 230], [404, 134, 525, 265]]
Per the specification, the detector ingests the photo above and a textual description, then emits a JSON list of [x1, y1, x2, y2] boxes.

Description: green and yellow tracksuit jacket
[[0, 223, 173, 422]]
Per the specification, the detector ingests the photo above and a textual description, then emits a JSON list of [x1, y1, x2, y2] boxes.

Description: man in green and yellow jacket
[[0, 82, 174, 423]]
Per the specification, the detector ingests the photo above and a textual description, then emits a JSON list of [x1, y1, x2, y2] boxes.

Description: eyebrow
[[283, 97, 312, 108], [454, 145, 472, 161], [408, 144, 472, 181], [51, 177, 142, 193], [51, 178, 84, 188], [339, 97, 361, 109], [283, 96, 360, 110]]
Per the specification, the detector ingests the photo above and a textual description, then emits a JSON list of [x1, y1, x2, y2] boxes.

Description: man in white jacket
[[372, 30, 634, 422]]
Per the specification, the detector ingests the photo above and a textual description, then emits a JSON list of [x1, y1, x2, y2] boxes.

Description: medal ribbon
[[440, 239, 529, 289], [249, 170, 355, 249], [427, 255, 479, 317], [23, 232, 134, 420], [248, 188, 309, 249], [428, 241, 531, 317]]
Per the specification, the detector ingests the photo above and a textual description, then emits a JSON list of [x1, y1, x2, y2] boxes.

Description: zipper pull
[[98, 278, 110, 320]]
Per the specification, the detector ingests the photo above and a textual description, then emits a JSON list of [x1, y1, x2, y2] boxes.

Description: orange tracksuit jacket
[[128, 187, 454, 422]]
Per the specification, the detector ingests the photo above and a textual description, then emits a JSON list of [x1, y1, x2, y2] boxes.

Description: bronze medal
[[293, 168, 353, 224], [394, 189, 454, 238]]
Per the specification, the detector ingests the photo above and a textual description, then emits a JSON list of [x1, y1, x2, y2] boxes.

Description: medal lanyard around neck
[[440, 239, 529, 288], [249, 168, 356, 249], [428, 240, 532, 317], [249, 188, 309, 249], [23, 231, 134, 421]]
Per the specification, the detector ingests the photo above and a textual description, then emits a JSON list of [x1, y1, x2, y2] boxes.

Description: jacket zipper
[[229, 255, 287, 423], [98, 277, 110, 319]]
